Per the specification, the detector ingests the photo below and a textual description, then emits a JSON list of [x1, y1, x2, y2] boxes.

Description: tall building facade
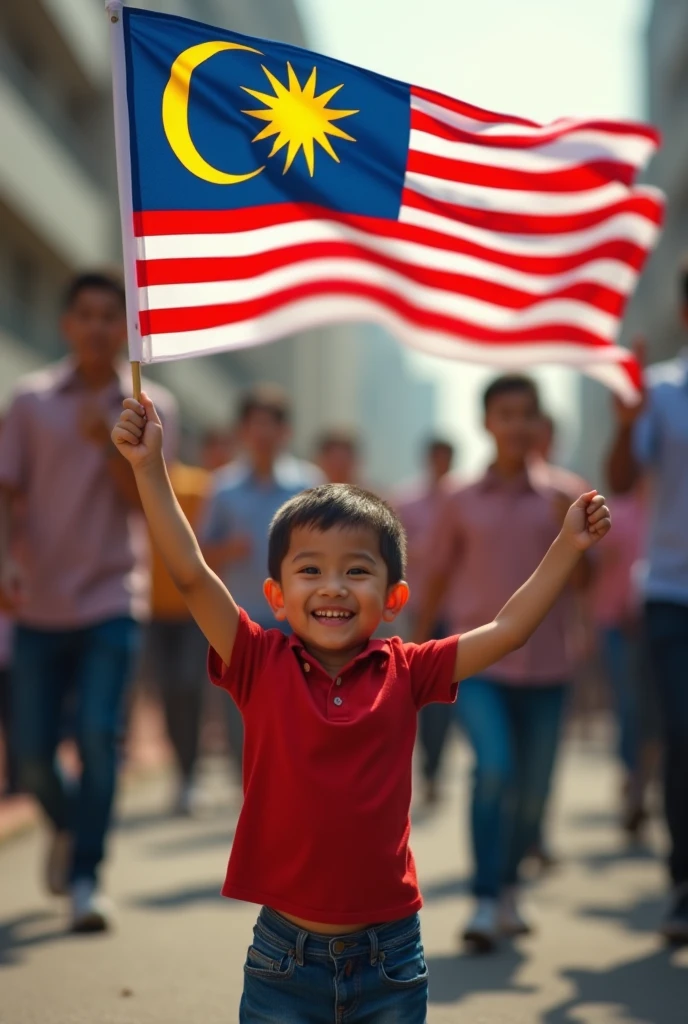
[[573, 0, 688, 485], [0, 0, 436, 472]]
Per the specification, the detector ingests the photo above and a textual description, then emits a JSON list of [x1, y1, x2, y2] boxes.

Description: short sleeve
[[207, 609, 270, 708], [404, 635, 459, 708], [633, 395, 659, 468], [199, 482, 234, 544], [0, 391, 31, 492]]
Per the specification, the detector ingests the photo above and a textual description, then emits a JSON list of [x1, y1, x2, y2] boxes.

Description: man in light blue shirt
[[608, 272, 688, 945], [201, 385, 323, 773]]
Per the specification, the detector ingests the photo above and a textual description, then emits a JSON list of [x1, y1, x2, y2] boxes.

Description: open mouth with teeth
[[312, 609, 355, 624]]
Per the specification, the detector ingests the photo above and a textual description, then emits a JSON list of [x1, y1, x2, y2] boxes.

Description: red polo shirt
[[208, 611, 458, 924]]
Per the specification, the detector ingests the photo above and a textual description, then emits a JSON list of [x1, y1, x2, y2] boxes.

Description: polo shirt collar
[[478, 463, 538, 494], [287, 631, 391, 667], [51, 356, 129, 397]]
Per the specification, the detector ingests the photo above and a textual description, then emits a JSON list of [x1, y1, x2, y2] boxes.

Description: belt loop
[[295, 929, 307, 967], [367, 927, 379, 966]]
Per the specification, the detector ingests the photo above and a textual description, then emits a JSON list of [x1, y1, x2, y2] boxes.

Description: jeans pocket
[[244, 943, 296, 982], [378, 937, 429, 990]]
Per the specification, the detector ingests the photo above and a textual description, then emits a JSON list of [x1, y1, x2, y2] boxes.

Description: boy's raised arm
[[112, 394, 240, 666], [454, 491, 610, 682]]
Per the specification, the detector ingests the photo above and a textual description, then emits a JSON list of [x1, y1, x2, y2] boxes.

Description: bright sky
[[296, 0, 652, 472]]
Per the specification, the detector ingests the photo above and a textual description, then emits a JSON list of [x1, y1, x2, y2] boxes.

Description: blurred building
[[0, 0, 437, 467], [573, 0, 688, 486]]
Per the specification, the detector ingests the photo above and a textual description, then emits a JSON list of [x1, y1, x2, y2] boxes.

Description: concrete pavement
[[0, 734, 686, 1024]]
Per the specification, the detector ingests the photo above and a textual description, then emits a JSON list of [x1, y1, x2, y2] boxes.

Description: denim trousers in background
[[240, 907, 428, 1024], [599, 626, 641, 778], [456, 677, 567, 897], [12, 617, 140, 882], [645, 601, 688, 887]]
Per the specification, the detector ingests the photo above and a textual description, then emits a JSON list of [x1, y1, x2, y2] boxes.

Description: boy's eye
[[348, 567, 370, 576], [298, 566, 320, 575]]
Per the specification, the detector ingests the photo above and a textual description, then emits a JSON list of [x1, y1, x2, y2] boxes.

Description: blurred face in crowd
[[427, 443, 453, 482], [61, 287, 126, 379], [532, 415, 554, 460], [485, 387, 541, 468], [239, 407, 289, 470], [318, 441, 359, 485], [200, 430, 235, 471]]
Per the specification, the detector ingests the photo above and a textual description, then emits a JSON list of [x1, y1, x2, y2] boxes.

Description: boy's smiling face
[[263, 524, 409, 667]]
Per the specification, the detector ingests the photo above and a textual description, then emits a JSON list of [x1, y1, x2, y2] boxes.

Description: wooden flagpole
[[106, 0, 142, 401]]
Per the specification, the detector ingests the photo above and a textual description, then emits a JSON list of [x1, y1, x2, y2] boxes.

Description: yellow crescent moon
[[162, 41, 265, 185]]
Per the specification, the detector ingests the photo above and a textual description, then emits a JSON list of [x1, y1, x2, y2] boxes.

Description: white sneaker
[[45, 831, 72, 897], [498, 887, 533, 937], [70, 879, 113, 934], [462, 898, 499, 952]]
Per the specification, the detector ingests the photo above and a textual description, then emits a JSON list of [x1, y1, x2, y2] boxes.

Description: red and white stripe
[[133, 83, 663, 401]]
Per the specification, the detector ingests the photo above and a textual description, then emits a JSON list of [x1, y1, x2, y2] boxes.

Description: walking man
[[0, 272, 177, 931]]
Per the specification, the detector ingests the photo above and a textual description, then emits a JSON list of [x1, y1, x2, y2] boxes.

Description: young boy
[[112, 392, 610, 1022]]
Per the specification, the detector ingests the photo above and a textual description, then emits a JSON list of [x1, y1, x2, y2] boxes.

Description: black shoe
[[659, 885, 688, 946]]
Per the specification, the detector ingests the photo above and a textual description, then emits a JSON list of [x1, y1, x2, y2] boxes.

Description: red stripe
[[402, 187, 664, 236], [134, 206, 654, 276], [407, 150, 636, 190], [138, 244, 625, 317], [410, 107, 660, 151], [139, 279, 617, 347]]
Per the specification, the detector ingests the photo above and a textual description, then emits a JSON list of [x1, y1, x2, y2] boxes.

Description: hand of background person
[[111, 393, 163, 470], [613, 336, 646, 427], [561, 491, 611, 552], [0, 555, 26, 610], [78, 400, 113, 447]]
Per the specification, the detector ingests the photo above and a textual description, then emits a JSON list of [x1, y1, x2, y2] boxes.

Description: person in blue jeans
[[0, 272, 177, 932], [418, 376, 586, 951], [608, 288, 688, 944]]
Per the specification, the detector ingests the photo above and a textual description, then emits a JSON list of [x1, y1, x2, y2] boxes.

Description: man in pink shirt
[[417, 376, 583, 951], [0, 272, 177, 933], [395, 438, 456, 806]]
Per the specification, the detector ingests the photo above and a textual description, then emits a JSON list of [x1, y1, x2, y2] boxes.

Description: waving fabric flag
[[110, 4, 663, 401]]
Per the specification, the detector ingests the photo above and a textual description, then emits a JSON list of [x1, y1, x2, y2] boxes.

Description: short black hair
[[426, 436, 454, 459], [268, 483, 406, 584], [62, 270, 125, 311], [482, 374, 540, 414], [316, 428, 360, 456], [237, 383, 291, 426]]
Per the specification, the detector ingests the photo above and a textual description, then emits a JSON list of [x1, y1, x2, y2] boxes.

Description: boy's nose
[[318, 576, 347, 596]]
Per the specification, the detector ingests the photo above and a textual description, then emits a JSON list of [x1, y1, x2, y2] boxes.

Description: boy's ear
[[263, 578, 288, 621], [382, 580, 410, 623]]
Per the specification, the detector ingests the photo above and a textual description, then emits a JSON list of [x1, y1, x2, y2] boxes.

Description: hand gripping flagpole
[[106, 0, 142, 401]]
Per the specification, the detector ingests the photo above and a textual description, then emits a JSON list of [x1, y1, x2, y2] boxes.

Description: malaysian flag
[[110, 5, 663, 401]]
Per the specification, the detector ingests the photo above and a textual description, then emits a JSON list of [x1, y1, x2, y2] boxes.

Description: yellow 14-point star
[[241, 63, 358, 177]]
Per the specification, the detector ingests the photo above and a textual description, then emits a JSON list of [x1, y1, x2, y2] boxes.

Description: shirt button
[[333, 696, 343, 706], [335, 677, 342, 686], [303, 662, 310, 672]]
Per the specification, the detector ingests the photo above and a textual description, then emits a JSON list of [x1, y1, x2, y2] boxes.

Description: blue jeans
[[12, 617, 140, 883], [645, 601, 688, 887], [456, 678, 567, 897], [240, 908, 428, 1023], [599, 627, 641, 775]]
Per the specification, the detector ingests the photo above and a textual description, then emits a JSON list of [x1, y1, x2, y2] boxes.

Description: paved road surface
[[1, 735, 686, 1024]]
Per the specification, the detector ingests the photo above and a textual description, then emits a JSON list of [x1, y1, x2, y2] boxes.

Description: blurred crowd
[[0, 266, 686, 948]]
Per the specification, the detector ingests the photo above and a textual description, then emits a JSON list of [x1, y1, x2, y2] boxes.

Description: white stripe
[[139, 206, 659, 266], [399, 203, 661, 256], [411, 96, 657, 167], [142, 293, 639, 403], [141, 258, 618, 338], [409, 128, 642, 174], [405, 171, 631, 215]]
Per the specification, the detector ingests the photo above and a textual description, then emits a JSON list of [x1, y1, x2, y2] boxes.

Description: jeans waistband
[[256, 907, 420, 965]]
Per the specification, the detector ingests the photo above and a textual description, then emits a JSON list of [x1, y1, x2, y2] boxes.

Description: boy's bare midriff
[[278, 910, 372, 935]]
